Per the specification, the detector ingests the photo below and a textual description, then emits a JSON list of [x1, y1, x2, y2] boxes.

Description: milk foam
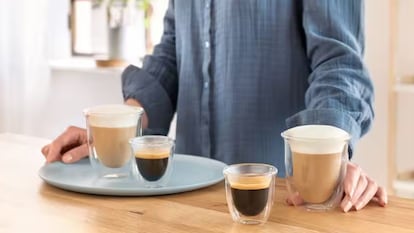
[[282, 125, 350, 154], [85, 104, 143, 127]]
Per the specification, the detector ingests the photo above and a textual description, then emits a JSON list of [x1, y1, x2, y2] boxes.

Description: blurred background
[[0, 0, 413, 198]]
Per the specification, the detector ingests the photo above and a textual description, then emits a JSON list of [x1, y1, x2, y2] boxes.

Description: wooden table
[[1, 133, 413, 233]]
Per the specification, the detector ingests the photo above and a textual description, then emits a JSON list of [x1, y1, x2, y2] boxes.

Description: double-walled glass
[[84, 104, 143, 179], [282, 125, 350, 211], [223, 163, 277, 225], [129, 135, 175, 187]]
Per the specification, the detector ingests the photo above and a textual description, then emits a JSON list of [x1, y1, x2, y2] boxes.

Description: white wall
[[394, 0, 414, 177], [356, 0, 414, 190], [352, 0, 391, 187], [35, 68, 124, 139]]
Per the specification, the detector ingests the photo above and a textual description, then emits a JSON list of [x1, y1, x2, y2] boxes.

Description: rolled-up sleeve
[[122, 0, 178, 135], [286, 0, 374, 155]]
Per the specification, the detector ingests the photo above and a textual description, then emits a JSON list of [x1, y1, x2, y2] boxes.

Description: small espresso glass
[[223, 163, 277, 225], [281, 125, 350, 211], [129, 136, 175, 188], [84, 104, 143, 179]]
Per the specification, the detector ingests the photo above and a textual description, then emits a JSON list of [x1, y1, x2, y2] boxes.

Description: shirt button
[[206, 3, 210, 9], [205, 41, 210, 48], [204, 81, 209, 88]]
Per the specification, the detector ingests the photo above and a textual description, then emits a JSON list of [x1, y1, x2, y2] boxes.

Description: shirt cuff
[[285, 108, 361, 159], [122, 65, 174, 135]]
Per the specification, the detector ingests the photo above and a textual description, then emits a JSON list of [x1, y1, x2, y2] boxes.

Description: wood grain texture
[[0, 133, 413, 233], [95, 59, 127, 68]]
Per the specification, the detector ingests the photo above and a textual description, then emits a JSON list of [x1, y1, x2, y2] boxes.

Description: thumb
[[62, 144, 89, 163]]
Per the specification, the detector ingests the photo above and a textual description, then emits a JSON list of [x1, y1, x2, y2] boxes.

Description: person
[[42, 0, 387, 212]]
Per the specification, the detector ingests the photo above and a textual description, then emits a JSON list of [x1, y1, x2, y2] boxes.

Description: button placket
[[200, 0, 212, 157]]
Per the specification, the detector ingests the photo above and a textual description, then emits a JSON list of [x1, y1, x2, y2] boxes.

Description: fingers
[[341, 162, 388, 212], [341, 163, 362, 212], [41, 144, 50, 158], [62, 143, 89, 163], [340, 195, 353, 212], [343, 163, 361, 197], [350, 174, 368, 204], [286, 192, 304, 206], [125, 98, 148, 129], [43, 126, 87, 163], [375, 186, 388, 207], [354, 177, 378, 210]]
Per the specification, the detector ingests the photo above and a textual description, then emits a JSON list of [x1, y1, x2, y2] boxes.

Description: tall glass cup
[[281, 125, 350, 211], [84, 104, 143, 179]]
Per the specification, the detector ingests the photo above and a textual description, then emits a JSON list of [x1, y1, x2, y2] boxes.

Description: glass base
[[101, 172, 129, 179], [302, 203, 336, 212], [92, 162, 135, 180], [231, 212, 269, 225], [143, 183, 164, 188], [95, 166, 134, 180], [235, 219, 266, 225]]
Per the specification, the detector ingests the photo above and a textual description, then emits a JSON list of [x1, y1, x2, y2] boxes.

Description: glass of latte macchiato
[[223, 164, 277, 225], [281, 125, 350, 211], [84, 104, 143, 179], [129, 135, 175, 188]]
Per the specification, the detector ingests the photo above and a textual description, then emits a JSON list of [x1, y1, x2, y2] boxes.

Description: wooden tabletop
[[1, 133, 413, 233]]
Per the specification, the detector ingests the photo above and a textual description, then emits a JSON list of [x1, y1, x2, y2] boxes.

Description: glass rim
[[281, 125, 351, 142], [83, 104, 144, 117], [281, 134, 351, 143], [129, 135, 175, 146], [223, 163, 278, 177]]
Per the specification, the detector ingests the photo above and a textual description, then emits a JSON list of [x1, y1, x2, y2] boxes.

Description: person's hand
[[286, 162, 388, 212], [41, 126, 89, 164], [125, 98, 148, 129], [41, 100, 145, 164], [340, 162, 387, 212]]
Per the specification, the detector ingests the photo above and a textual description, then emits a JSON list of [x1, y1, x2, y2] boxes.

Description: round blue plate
[[39, 154, 227, 196]]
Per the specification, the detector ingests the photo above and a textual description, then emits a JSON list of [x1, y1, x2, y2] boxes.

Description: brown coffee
[[292, 152, 342, 203], [91, 125, 137, 168], [135, 149, 170, 181], [230, 177, 270, 216]]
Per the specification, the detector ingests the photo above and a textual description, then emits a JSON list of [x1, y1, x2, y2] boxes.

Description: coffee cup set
[[84, 104, 174, 188], [85, 105, 350, 225]]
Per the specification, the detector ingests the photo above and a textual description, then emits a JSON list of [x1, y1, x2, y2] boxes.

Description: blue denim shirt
[[122, 0, 374, 176]]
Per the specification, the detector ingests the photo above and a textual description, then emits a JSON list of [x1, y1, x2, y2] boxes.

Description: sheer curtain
[[0, 0, 167, 137], [0, 0, 49, 135]]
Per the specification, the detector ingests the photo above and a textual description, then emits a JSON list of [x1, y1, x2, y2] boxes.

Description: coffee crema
[[91, 125, 137, 168], [292, 152, 342, 204], [135, 149, 170, 181], [230, 176, 271, 216]]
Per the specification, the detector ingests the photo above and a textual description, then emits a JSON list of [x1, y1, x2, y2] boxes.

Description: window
[[69, 0, 152, 61]]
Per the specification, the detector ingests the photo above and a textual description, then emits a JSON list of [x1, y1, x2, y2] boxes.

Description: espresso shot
[[223, 164, 277, 225], [135, 150, 170, 181], [129, 136, 175, 187], [230, 177, 271, 216]]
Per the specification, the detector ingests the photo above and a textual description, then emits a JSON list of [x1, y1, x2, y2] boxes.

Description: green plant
[[93, 0, 151, 10]]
